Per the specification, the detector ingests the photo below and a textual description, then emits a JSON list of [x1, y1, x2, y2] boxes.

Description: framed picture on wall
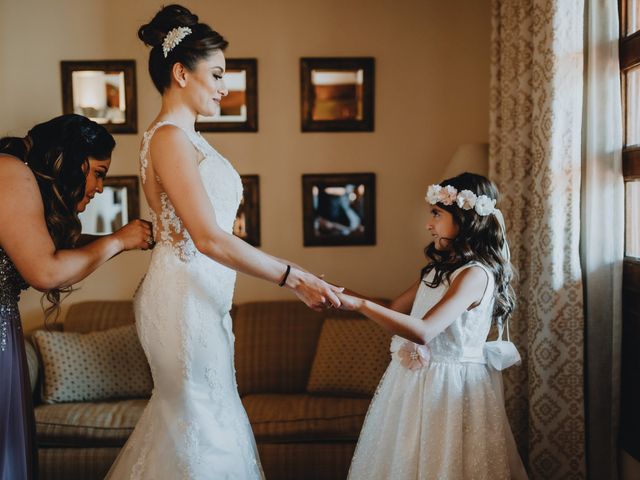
[[234, 175, 261, 246], [302, 173, 376, 246], [60, 60, 137, 134], [196, 58, 258, 132], [300, 57, 375, 132], [79, 176, 139, 235]]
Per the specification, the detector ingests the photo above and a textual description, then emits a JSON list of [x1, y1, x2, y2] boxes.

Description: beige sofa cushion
[[35, 399, 147, 447], [307, 318, 390, 396], [33, 325, 152, 403], [234, 301, 364, 395], [243, 393, 370, 442]]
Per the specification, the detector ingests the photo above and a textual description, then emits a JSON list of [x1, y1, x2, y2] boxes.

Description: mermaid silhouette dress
[[0, 247, 37, 480], [106, 122, 264, 479]]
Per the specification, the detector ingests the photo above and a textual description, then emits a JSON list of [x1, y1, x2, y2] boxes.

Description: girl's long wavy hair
[[421, 172, 515, 325], [0, 114, 115, 322]]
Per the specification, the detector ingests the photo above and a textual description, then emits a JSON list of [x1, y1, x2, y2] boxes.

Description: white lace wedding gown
[[106, 122, 264, 479], [348, 262, 528, 480]]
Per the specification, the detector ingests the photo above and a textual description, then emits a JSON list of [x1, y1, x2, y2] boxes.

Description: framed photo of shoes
[[302, 173, 376, 247], [234, 175, 261, 246], [196, 58, 258, 133], [300, 57, 375, 132], [60, 60, 138, 134]]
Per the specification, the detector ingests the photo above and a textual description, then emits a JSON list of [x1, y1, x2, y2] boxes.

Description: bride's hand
[[286, 269, 344, 311]]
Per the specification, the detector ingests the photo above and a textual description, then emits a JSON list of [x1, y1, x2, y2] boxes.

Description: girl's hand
[[337, 293, 363, 311], [112, 219, 154, 251]]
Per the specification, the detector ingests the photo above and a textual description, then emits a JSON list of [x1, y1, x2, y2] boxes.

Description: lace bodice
[[140, 121, 243, 262]]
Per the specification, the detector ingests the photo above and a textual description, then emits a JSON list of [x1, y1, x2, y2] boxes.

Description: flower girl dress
[[348, 262, 528, 480]]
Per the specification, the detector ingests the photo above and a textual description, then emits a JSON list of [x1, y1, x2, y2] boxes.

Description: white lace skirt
[[348, 358, 528, 480], [106, 247, 264, 479]]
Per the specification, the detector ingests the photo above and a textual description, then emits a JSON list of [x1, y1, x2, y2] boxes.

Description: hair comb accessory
[[162, 27, 192, 58]]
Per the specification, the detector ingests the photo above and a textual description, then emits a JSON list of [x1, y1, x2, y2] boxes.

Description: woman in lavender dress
[[0, 114, 154, 480]]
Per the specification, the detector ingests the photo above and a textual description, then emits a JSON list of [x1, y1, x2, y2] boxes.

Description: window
[[627, 0, 640, 35], [621, 1, 640, 258], [621, 0, 640, 462]]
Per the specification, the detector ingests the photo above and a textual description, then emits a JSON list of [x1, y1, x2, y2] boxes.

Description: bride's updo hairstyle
[[138, 4, 229, 94]]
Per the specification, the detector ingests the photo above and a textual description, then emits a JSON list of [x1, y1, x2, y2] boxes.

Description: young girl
[[340, 172, 528, 479]]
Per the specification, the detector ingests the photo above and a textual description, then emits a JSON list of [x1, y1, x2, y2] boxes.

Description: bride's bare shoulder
[[149, 124, 193, 150]]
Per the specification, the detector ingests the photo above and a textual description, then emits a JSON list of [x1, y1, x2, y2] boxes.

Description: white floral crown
[[162, 27, 192, 58], [425, 184, 496, 216]]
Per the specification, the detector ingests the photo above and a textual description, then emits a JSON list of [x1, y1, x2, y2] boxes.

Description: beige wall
[[0, 0, 491, 332]]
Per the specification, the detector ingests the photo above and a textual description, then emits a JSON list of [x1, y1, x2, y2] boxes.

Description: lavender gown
[[0, 247, 37, 480]]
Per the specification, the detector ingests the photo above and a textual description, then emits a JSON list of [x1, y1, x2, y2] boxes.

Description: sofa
[[26, 300, 390, 480]]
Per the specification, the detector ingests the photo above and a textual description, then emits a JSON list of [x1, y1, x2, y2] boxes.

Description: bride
[[106, 5, 342, 479]]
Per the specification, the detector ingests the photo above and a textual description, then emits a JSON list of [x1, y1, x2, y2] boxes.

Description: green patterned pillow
[[33, 324, 152, 403], [307, 318, 391, 397]]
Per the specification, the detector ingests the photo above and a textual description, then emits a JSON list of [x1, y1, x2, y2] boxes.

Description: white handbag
[[484, 320, 521, 371]]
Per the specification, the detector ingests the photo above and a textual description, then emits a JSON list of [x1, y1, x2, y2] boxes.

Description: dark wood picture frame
[[234, 175, 261, 246], [300, 57, 374, 132], [302, 173, 376, 246], [60, 60, 137, 134], [79, 175, 139, 235], [196, 58, 258, 132]]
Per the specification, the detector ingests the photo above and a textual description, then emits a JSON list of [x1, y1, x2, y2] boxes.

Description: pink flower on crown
[[439, 185, 458, 206], [397, 341, 431, 370], [456, 189, 477, 210]]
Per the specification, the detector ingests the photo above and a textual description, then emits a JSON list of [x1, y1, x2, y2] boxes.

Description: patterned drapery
[[489, 1, 586, 479]]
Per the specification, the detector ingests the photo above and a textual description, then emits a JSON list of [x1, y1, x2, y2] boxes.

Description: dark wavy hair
[[138, 4, 229, 94], [0, 114, 115, 320], [421, 172, 515, 325]]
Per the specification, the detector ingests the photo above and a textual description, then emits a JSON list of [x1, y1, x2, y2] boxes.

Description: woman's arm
[[149, 126, 342, 309], [75, 234, 103, 247], [339, 267, 488, 344], [256, 250, 310, 274], [76, 224, 153, 254], [0, 157, 152, 291]]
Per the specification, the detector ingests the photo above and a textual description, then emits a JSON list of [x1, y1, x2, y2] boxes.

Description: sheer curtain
[[581, 0, 624, 478], [489, 0, 586, 478]]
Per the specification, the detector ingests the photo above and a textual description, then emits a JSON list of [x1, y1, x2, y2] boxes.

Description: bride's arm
[[149, 126, 342, 309], [257, 250, 310, 274]]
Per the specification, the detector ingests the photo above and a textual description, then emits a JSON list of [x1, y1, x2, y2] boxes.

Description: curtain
[[581, 0, 624, 478], [489, 0, 586, 478]]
